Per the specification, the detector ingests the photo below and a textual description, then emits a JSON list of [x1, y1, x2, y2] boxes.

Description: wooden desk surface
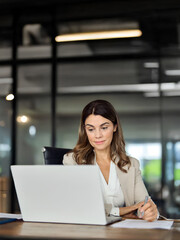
[[0, 220, 179, 240]]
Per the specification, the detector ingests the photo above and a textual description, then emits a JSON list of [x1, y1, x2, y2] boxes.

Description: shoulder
[[63, 152, 77, 165], [129, 157, 140, 168], [126, 157, 142, 177], [114, 155, 140, 171]]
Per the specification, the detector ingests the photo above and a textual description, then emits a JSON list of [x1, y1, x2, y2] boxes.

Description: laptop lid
[[11, 165, 108, 225]]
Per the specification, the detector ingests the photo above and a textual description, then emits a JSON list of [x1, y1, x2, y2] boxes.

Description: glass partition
[[161, 57, 180, 218], [0, 66, 12, 212], [17, 64, 51, 165]]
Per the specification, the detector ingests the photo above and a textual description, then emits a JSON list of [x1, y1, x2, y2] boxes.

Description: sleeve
[[110, 207, 120, 216], [62, 152, 78, 165], [132, 158, 149, 204]]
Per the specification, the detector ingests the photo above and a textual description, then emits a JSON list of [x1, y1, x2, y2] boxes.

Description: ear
[[113, 124, 117, 132]]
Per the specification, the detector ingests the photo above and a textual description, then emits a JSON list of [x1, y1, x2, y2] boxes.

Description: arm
[[119, 158, 158, 221], [119, 199, 158, 221], [119, 201, 143, 217], [133, 159, 159, 221], [133, 158, 149, 204], [132, 159, 158, 221]]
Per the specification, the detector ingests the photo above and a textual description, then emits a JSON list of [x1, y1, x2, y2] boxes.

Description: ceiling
[[0, 0, 180, 17], [0, 0, 180, 98]]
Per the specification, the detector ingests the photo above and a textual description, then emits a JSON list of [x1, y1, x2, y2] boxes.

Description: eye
[[87, 128, 94, 132], [102, 126, 108, 130]]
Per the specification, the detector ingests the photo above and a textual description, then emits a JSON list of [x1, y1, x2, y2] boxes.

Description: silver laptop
[[11, 165, 121, 225]]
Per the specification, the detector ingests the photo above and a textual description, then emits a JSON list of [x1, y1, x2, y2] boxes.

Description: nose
[[95, 129, 103, 138]]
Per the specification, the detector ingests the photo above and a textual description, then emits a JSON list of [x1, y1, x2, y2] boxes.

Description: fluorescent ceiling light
[[16, 82, 179, 95], [165, 70, 180, 76], [59, 83, 157, 93], [59, 82, 179, 94], [160, 82, 176, 91], [144, 62, 159, 68], [55, 29, 142, 42]]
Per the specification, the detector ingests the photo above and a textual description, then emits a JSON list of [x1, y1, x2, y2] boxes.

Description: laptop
[[11, 165, 122, 225]]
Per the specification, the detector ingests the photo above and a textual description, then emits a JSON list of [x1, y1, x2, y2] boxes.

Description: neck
[[95, 148, 111, 164]]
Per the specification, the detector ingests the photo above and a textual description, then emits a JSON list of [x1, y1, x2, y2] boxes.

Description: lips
[[94, 141, 105, 144]]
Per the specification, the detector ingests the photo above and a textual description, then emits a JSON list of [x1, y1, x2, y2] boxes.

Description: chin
[[94, 145, 109, 151]]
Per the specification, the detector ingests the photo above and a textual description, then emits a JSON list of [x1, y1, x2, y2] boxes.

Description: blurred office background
[[0, 0, 180, 218]]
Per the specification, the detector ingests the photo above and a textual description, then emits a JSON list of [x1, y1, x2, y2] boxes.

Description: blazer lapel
[[94, 154, 135, 206], [115, 157, 135, 206]]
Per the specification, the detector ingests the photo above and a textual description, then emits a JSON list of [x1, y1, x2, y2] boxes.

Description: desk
[[0, 220, 179, 240]]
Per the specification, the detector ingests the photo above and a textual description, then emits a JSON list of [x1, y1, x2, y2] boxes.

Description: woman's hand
[[138, 198, 158, 222], [120, 201, 144, 217]]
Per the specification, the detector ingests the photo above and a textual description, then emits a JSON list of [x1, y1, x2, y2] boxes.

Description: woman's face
[[84, 114, 117, 152]]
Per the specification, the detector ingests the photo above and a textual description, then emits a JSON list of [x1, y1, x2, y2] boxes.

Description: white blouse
[[97, 161, 125, 216]]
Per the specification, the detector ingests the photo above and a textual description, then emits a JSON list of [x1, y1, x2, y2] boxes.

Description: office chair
[[42, 146, 71, 165]]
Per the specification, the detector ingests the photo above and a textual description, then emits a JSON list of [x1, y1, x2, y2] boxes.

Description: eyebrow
[[85, 122, 110, 128]]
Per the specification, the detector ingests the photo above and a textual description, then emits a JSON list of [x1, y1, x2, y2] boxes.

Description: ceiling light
[[160, 82, 176, 91], [165, 70, 180, 76], [55, 29, 142, 42], [144, 62, 159, 68], [6, 93, 14, 101], [59, 83, 158, 94], [59, 82, 179, 94], [17, 115, 29, 123]]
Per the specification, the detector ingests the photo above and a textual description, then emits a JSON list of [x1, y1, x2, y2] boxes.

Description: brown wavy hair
[[72, 99, 131, 173]]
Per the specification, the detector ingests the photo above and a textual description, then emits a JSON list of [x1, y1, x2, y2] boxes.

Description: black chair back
[[42, 146, 71, 165]]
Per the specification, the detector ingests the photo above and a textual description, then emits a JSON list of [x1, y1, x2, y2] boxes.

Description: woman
[[63, 99, 158, 221]]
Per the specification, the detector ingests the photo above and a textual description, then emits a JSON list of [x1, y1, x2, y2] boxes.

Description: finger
[[135, 202, 144, 215], [141, 203, 157, 219], [137, 203, 145, 218], [144, 210, 157, 222], [143, 208, 153, 218], [140, 198, 155, 213], [136, 201, 144, 210], [140, 202, 151, 213], [138, 198, 157, 219], [143, 206, 158, 221], [145, 216, 157, 222]]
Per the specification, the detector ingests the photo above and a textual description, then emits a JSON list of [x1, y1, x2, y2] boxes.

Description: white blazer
[[63, 152, 149, 207]]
